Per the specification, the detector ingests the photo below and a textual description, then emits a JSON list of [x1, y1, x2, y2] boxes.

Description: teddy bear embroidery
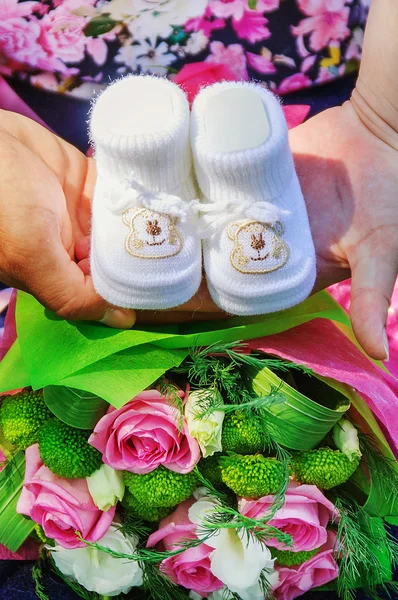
[[228, 220, 289, 274], [122, 208, 183, 259]]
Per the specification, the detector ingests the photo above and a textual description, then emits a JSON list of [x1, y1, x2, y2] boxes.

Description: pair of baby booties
[[90, 75, 316, 315]]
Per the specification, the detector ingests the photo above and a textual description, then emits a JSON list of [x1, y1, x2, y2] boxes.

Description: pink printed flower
[[185, 6, 225, 37], [0, 18, 54, 71], [277, 73, 312, 94], [206, 41, 248, 80], [246, 50, 276, 74], [86, 37, 108, 66], [274, 530, 339, 600], [174, 61, 238, 104], [0, 0, 37, 19], [16, 445, 115, 549], [239, 482, 338, 552], [88, 390, 200, 474], [232, 10, 271, 43], [292, 0, 350, 52], [147, 499, 223, 596], [210, 0, 279, 20], [38, 4, 88, 67]]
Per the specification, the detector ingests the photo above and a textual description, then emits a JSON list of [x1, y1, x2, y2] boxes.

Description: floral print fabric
[[0, 0, 369, 99]]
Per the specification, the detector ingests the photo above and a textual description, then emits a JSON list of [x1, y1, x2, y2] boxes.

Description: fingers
[[349, 233, 398, 360], [20, 233, 136, 329]]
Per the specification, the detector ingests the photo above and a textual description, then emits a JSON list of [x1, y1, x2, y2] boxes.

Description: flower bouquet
[[0, 290, 397, 600]]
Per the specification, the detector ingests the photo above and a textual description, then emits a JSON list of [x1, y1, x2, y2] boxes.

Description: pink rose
[[274, 530, 339, 600], [174, 62, 238, 105], [88, 390, 200, 474], [147, 499, 223, 596], [239, 482, 338, 552], [17, 445, 115, 549]]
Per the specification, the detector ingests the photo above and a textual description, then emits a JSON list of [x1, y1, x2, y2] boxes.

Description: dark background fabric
[[6, 73, 358, 153]]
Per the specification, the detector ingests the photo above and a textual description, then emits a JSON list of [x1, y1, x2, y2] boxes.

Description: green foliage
[[43, 385, 109, 430], [334, 496, 398, 600], [117, 509, 152, 544], [122, 488, 174, 522], [39, 420, 102, 478], [32, 551, 50, 600], [359, 433, 398, 498], [221, 411, 263, 454], [124, 466, 198, 508], [0, 389, 51, 450], [271, 547, 319, 567], [197, 454, 225, 489], [220, 454, 285, 499], [141, 563, 191, 600], [157, 378, 184, 431], [292, 447, 360, 490]]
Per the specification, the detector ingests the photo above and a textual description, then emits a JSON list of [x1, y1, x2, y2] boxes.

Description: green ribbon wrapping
[[0, 451, 35, 552], [247, 365, 350, 450], [2, 290, 351, 397]]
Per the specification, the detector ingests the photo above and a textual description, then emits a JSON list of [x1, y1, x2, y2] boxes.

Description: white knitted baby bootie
[[90, 75, 201, 309], [191, 81, 316, 315]]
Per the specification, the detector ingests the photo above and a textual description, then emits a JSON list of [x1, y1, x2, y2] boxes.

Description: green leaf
[[15, 291, 176, 389], [55, 345, 188, 409], [83, 14, 117, 37], [0, 340, 31, 393], [43, 386, 109, 429], [248, 0, 257, 8], [15, 291, 352, 392], [248, 366, 350, 450], [0, 451, 35, 551]]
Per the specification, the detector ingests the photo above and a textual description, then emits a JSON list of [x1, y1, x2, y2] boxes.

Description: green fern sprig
[[157, 378, 185, 431], [333, 495, 398, 600], [141, 563, 191, 600]]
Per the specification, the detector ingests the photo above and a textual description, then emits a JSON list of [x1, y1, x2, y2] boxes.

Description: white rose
[[333, 418, 362, 462], [51, 525, 143, 596], [185, 390, 224, 458], [87, 464, 125, 511], [189, 497, 278, 600]]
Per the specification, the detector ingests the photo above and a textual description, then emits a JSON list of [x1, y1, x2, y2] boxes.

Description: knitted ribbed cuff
[[191, 81, 294, 204]]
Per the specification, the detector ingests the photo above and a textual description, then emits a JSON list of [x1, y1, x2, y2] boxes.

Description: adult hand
[[289, 99, 398, 360], [0, 110, 135, 329]]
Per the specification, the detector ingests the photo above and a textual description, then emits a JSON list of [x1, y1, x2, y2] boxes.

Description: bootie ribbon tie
[[106, 175, 197, 222], [197, 200, 288, 239]]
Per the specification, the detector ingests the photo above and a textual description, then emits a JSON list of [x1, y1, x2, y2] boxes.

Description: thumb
[[26, 241, 136, 329], [348, 233, 398, 360]]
